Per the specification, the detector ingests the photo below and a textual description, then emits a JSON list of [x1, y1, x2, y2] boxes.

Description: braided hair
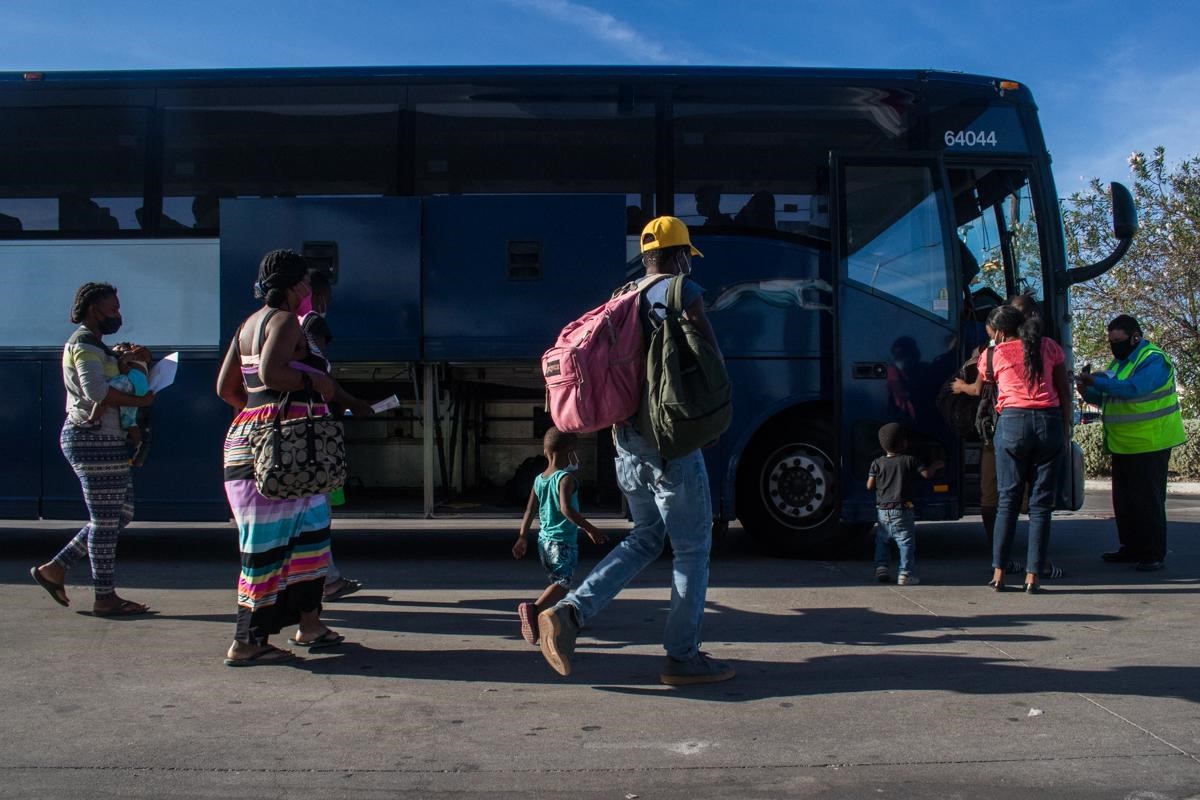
[[987, 304, 1044, 387], [69, 282, 117, 324], [253, 249, 308, 309]]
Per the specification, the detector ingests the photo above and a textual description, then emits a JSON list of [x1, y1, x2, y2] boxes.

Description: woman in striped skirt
[[216, 249, 354, 666], [30, 283, 155, 616]]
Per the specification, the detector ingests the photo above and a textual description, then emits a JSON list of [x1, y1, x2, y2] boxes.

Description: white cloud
[[505, 0, 687, 64]]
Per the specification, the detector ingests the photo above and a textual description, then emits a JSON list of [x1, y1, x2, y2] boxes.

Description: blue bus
[[0, 67, 1133, 554]]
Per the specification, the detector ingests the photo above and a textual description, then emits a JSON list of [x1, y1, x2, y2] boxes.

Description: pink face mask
[[294, 292, 314, 317]]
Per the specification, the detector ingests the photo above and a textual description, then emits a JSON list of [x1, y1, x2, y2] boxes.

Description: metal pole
[[423, 362, 435, 519]]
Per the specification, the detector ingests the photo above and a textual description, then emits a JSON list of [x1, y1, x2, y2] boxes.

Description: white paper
[[345, 394, 401, 417], [147, 352, 179, 393], [371, 394, 401, 413]]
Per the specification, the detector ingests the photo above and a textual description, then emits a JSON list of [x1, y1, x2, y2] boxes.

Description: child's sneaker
[[875, 565, 890, 583], [517, 602, 538, 645], [897, 573, 920, 586]]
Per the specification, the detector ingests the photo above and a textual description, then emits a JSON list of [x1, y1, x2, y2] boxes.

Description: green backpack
[[639, 275, 733, 459]]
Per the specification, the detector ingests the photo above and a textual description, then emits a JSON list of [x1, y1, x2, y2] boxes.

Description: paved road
[[1, 490, 1198, 799]]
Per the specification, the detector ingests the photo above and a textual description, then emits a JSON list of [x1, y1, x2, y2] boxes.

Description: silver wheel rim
[[761, 441, 836, 530]]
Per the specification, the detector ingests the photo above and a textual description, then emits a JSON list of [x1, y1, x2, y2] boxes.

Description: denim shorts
[[538, 539, 578, 588]]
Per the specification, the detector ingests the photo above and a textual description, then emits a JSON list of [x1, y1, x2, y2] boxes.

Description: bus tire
[[736, 418, 847, 558]]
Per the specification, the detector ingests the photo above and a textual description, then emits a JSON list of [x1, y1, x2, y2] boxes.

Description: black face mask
[[98, 314, 122, 336], [1110, 338, 1136, 361]]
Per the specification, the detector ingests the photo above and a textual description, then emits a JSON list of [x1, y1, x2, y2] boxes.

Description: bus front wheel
[[737, 420, 845, 557]]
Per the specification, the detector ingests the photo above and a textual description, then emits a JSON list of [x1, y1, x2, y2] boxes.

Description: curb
[[1084, 479, 1200, 497]]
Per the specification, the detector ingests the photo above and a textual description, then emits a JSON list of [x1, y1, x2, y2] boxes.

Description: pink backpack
[[542, 275, 667, 433]]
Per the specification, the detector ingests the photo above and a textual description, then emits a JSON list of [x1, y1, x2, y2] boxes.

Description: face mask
[[1110, 339, 1136, 361], [564, 451, 581, 474], [294, 293, 313, 317], [98, 313, 122, 336]]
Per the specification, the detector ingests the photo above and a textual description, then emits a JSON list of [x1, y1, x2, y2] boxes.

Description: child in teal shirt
[[512, 427, 608, 645]]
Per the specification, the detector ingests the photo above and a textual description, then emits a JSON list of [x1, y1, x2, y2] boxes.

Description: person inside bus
[[216, 249, 357, 666], [192, 189, 226, 229], [694, 185, 734, 228], [733, 191, 776, 229], [973, 304, 1071, 593], [296, 268, 374, 602], [58, 193, 118, 232], [30, 282, 155, 617]]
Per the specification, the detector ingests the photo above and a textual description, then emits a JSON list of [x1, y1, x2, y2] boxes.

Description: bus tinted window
[[844, 164, 951, 319], [951, 167, 1043, 303], [411, 83, 656, 232], [673, 84, 916, 239], [0, 107, 146, 233], [162, 103, 399, 230]]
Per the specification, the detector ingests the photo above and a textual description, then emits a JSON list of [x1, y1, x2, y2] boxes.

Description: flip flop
[[92, 600, 151, 618], [223, 645, 297, 668], [323, 578, 363, 602], [287, 629, 345, 649], [30, 566, 69, 607]]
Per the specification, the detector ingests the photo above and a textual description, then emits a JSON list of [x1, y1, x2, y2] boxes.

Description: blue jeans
[[874, 508, 916, 575], [559, 425, 713, 661], [993, 408, 1064, 575]]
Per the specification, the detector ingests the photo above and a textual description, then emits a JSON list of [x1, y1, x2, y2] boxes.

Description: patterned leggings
[[53, 424, 134, 598]]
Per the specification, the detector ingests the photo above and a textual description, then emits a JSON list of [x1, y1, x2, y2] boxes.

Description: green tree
[[1063, 147, 1200, 416]]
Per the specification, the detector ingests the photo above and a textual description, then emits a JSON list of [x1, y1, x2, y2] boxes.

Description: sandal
[[323, 578, 363, 602], [93, 599, 151, 617], [31, 566, 69, 607], [287, 629, 345, 649], [223, 645, 297, 668]]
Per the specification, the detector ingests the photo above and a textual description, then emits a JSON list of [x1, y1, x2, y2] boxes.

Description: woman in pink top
[[983, 305, 1072, 593]]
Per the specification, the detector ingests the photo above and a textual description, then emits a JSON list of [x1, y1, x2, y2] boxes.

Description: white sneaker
[[898, 573, 920, 586]]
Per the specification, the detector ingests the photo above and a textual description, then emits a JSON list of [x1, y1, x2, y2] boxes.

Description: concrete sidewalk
[[1, 495, 1198, 798]]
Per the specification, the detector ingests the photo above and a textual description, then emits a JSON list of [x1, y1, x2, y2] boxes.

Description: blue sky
[[3, 0, 1196, 196]]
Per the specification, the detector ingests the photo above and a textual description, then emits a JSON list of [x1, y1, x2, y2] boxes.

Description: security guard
[[1077, 315, 1187, 570]]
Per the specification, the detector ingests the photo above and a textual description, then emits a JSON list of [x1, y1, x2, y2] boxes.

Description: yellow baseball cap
[[640, 216, 703, 257]]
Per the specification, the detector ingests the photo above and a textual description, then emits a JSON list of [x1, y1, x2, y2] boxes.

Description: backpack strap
[[665, 274, 686, 316], [985, 345, 995, 382]]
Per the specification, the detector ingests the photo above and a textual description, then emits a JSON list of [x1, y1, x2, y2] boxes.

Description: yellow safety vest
[[1102, 341, 1187, 454]]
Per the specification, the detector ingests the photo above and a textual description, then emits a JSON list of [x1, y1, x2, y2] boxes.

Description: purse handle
[[269, 373, 318, 469]]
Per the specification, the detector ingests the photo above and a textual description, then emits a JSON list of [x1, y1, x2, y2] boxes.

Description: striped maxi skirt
[[223, 404, 331, 645]]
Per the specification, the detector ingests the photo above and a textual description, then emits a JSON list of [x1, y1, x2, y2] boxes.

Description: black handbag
[[249, 376, 346, 500]]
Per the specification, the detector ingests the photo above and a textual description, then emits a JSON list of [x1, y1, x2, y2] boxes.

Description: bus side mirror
[[1065, 181, 1138, 286], [1110, 181, 1137, 239]]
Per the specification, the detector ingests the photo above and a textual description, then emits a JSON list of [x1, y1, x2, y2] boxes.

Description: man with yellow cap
[[538, 216, 733, 686]]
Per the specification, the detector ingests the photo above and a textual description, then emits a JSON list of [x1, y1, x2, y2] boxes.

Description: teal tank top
[[534, 469, 579, 544]]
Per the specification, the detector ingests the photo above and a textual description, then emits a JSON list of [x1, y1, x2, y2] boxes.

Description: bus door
[[832, 155, 962, 525]]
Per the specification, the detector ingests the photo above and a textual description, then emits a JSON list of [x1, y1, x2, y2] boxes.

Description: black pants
[[1111, 448, 1172, 562]]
